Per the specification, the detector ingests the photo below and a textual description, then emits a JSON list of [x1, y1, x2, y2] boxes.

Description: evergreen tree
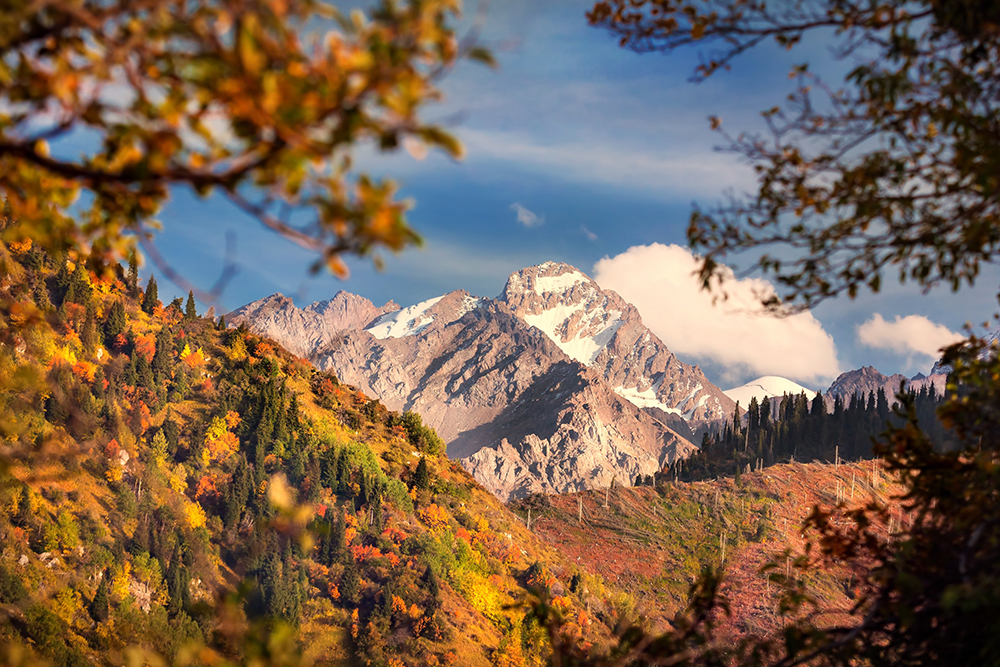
[[335, 449, 350, 495], [15, 485, 33, 528], [167, 560, 191, 616], [142, 275, 159, 314], [31, 273, 52, 310], [217, 315, 226, 330], [53, 258, 71, 306], [413, 456, 430, 490], [340, 554, 360, 605], [67, 261, 92, 305], [103, 300, 126, 347], [81, 304, 98, 356], [184, 291, 197, 320], [152, 326, 173, 379], [161, 414, 180, 454], [89, 577, 110, 622], [126, 250, 139, 297]]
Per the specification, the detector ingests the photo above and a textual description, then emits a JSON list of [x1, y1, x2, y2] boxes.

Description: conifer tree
[[217, 315, 226, 330], [126, 250, 139, 297], [31, 274, 51, 310], [335, 449, 351, 495], [103, 300, 126, 347], [89, 577, 110, 622], [340, 554, 360, 605], [184, 291, 197, 320], [81, 304, 98, 356], [142, 275, 159, 314], [413, 456, 430, 490]]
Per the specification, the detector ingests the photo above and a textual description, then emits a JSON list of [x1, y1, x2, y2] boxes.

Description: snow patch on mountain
[[535, 271, 588, 293], [724, 376, 817, 407], [458, 295, 485, 318], [523, 304, 623, 365], [613, 382, 683, 416], [366, 296, 444, 339]]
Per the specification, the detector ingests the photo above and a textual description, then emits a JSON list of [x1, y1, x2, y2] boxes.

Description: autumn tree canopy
[[0, 0, 491, 290]]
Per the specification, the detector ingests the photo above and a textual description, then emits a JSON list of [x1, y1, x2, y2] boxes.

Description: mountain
[[229, 262, 734, 500], [824, 365, 946, 409], [723, 376, 817, 407], [226, 290, 398, 358]]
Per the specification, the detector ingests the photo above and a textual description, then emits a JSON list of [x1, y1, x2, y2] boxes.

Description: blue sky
[[148, 0, 1000, 390]]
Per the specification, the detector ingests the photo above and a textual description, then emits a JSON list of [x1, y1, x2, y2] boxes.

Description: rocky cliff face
[[229, 263, 729, 500]]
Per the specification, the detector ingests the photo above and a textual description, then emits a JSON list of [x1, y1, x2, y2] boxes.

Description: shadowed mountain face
[[228, 263, 735, 500]]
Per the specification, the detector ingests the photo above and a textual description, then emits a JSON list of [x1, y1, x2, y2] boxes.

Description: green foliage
[[0, 564, 27, 603], [413, 456, 431, 490], [400, 410, 445, 455]]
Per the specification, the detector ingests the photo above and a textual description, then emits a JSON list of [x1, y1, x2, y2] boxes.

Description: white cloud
[[581, 225, 598, 241], [857, 314, 964, 358], [511, 202, 544, 227], [593, 243, 841, 387]]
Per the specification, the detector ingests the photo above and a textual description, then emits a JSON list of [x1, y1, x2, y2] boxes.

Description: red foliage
[[104, 439, 121, 459], [133, 334, 156, 362]]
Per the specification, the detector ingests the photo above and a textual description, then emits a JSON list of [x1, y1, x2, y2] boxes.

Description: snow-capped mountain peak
[[500, 263, 734, 421], [724, 376, 817, 407]]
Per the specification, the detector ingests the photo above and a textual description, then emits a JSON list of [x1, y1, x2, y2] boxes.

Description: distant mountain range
[[229, 262, 738, 499], [230, 261, 978, 499]]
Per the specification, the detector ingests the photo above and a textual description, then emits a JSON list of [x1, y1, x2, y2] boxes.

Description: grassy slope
[[514, 460, 902, 639]]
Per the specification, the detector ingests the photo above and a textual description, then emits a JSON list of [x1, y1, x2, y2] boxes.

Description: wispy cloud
[[465, 129, 755, 197], [511, 202, 544, 227], [581, 225, 598, 241]]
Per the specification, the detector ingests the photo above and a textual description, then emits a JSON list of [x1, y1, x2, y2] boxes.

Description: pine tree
[[103, 300, 126, 347], [126, 250, 139, 297], [413, 456, 430, 490], [167, 560, 191, 616], [335, 449, 350, 495], [15, 485, 33, 528], [53, 258, 71, 305], [81, 304, 98, 356], [142, 275, 159, 314], [31, 273, 52, 310], [340, 554, 360, 604], [184, 291, 197, 320], [67, 261, 92, 305], [217, 315, 226, 330], [90, 577, 110, 622]]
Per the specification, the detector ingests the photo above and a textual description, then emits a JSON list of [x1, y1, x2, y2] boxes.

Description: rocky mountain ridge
[[824, 365, 946, 409], [228, 262, 727, 499]]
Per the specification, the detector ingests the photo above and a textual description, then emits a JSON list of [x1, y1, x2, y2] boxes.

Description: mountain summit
[[229, 263, 736, 499]]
